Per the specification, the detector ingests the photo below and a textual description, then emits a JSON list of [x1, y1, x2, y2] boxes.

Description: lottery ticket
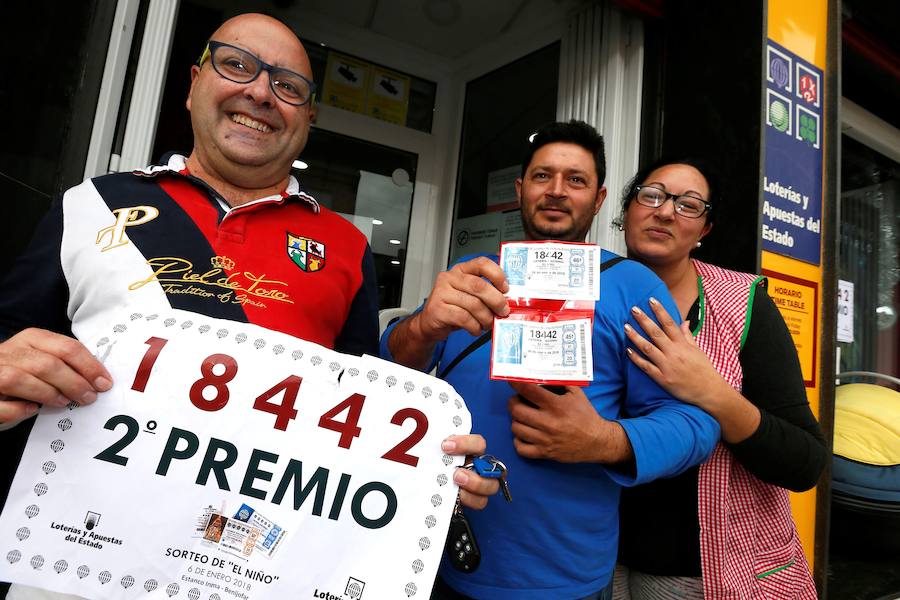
[[217, 517, 260, 560], [192, 504, 216, 538], [233, 503, 287, 558], [490, 317, 593, 383], [501, 241, 601, 301]]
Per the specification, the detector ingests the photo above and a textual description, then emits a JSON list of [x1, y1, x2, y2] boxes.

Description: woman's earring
[[696, 240, 702, 248]]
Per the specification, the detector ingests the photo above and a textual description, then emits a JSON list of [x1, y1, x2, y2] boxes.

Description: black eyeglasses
[[199, 41, 317, 106], [632, 185, 711, 219]]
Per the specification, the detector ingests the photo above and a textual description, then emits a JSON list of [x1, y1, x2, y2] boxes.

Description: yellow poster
[[322, 52, 370, 114], [762, 270, 819, 386], [367, 66, 410, 126]]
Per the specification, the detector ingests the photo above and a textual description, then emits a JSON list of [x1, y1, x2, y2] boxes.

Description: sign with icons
[[367, 66, 411, 126], [762, 40, 825, 265], [321, 52, 410, 126], [0, 309, 469, 599]]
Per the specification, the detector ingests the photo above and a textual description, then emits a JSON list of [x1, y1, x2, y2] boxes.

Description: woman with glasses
[[611, 159, 826, 599]]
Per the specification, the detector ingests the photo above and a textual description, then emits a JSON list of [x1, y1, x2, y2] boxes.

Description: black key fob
[[446, 512, 481, 572]]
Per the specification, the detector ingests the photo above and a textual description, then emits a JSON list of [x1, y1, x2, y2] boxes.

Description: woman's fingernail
[[624, 323, 633, 333], [631, 306, 643, 315], [649, 297, 659, 306], [626, 347, 634, 356], [442, 438, 458, 453], [94, 376, 112, 391]]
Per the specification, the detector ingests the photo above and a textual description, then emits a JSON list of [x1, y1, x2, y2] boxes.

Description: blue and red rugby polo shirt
[[0, 154, 378, 356]]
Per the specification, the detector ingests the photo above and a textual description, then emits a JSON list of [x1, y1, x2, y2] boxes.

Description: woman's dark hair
[[617, 157, 721, 226]]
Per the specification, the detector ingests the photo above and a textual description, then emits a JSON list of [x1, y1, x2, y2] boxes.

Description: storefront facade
[[3, 0, 898, 596]]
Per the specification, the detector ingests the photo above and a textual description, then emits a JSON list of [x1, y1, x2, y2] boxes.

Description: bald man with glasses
[[0, 16, 496, 598]]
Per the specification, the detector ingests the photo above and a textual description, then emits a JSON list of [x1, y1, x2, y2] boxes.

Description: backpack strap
[[437, 255, 628, 379]]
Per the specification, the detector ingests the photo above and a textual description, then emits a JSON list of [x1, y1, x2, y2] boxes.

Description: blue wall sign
[[763, 40, 824, 265]]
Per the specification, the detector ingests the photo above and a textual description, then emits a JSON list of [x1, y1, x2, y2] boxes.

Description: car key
[[471, 455, 512, 502], [446, 498, 481, 572]]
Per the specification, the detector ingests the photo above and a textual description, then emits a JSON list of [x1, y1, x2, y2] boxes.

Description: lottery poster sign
[[762, 39, 824, 265], [0, 309, 470, 599]]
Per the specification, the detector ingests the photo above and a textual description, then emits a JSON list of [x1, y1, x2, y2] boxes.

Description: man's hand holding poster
[[0, 309, 470, 599]]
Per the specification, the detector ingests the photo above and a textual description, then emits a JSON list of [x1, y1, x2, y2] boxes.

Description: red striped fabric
[[693, 260, 817, 599]]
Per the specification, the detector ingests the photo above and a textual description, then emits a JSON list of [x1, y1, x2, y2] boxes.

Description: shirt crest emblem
[[287, 233, 326, 272]]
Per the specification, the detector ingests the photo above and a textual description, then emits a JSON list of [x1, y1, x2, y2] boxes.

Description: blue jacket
[[380, 250, 719, 599]]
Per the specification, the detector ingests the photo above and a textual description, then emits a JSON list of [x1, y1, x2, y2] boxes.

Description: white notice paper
[[0, 309, 470, 599], [837, 279, 854, 343]]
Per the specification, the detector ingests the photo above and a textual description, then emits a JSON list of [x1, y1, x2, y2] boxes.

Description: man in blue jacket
[[381, 120, 719, 599]]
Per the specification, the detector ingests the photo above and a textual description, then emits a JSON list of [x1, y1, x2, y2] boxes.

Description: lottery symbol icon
[[292, 350, 304, 361], [209, 594, 221, 600], [439, 392, 449, 404], [99, 570, 111, 584], [454, 398, 463, 409], [77, 565, 90, 579], [188, 587, 201, 600], [453, 416, 463, 427], [442, 454, 453, 466], [198, 325, 210, 334], [431, 494, 442, 507], [16, 527, 30, 541], [412, 559, 424, 574], [57, 418, 72, 432], [96, 337, 109, 347], [50, 440, 65, 453], [311, 355, 322, 366], [330, 361, 341, 372], [386, 375, 397, 387], [346, 579, 364, 599], [29, 555, 44, 570], [129, 312, 142, 321], [163, 319, 176, 327], [405, 582, 418, 597], [113, 323, 127, 333], [347, 367, 359, 377], [254, 338, 266, 349], [144, 579, 158, 592], [404, 381, 415, 393], [367, 370, 378, 382], [235, 333, 248, 344], [425, 515, 437, 528], [181, 320, 193, 329], [6, 550, 21, 564], [84, 511, 101, 530], [146, 314, 159, 321], [418, 537, 431, 550], [54, 560, 68, 574], [216, 329, 229, 339], [33, 483, 48, 496], [436, 474, 448, 486], [166, 582, 180, 597], [422, 386, 432, 398], [121, 575, 134, 588], [272, 344, 285, 355], [25, 505, 39, 519], [42, 461, 56, 474]]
